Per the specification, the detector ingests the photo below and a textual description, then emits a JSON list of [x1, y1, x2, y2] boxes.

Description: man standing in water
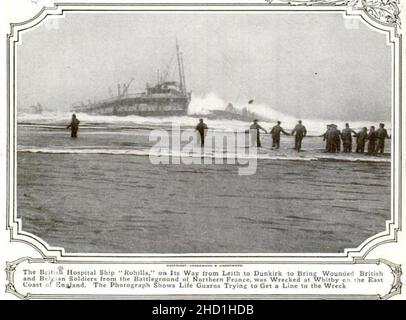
[[250, 119, 267, 147], [67, 114, 80, 138], [270, 121, 289, 149], [375, 123, 390, 154], [321, 124, 339, 152], [367, 126, 377, 155], [321, 125, 331, 151], [321, 124, 345, 153], [333, 124, 342, 152], [291, 120, 307, 151], [355, 127, 368, 154], [195, 118, 208, 147], [341, 123, 357, 153]]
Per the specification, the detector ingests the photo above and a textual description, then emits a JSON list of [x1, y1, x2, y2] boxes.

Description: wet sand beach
[[16, 124, 391, 253]]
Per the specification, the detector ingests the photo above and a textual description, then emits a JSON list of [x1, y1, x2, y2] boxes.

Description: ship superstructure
[[72, 42, 191, 116]]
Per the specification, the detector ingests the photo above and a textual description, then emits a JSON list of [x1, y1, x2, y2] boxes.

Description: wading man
[[195, 118, 208, 147], [325, 124, 340, 153], [367, 126, 377, 155], [321, 125, 331, 151], [355, 127, 368, 154], [67, 114, 80, 138], [341, 123, 357, 153], [291, 120, 307, 152], [270, 121, 289, 149], [333, 124, 341, 152], [250, 119, 267, 147], [375, 123, 390, 154]]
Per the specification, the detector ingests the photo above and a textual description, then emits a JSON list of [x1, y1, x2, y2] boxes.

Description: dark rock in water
[[193, 104, 270, 122]]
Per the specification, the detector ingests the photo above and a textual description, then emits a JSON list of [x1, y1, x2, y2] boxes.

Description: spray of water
[[17, 93, 391, 136], [186, 93, 391, 135]]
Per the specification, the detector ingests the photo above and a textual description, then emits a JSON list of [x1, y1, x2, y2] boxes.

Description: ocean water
[[17, 109, 391, 137], [16, 115, 391, 253]]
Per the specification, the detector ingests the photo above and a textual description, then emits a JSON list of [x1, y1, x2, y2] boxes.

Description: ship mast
[[180, 52, 186, 94], [176, 39, 185, 94]]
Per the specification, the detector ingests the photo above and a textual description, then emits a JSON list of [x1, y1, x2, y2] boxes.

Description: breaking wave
[[17, 93, 391, 136]]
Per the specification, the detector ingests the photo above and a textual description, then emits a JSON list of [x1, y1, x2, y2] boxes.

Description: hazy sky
[[16, 11, 392, 121]]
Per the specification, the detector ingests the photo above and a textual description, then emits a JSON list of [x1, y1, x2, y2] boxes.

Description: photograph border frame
[[4, 1, 403, 299]]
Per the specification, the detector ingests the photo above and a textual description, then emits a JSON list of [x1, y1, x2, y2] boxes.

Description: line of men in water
[[68, 115, 389, 155], [196, 118, 390, 154], [196, 118, 307, 151], [320, 123, 390, 155], [249, 119, 307, 151], [322, 123, 390, 155]]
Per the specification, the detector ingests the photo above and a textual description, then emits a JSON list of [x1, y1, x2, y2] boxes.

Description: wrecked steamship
[[72, 42, 191, 116]]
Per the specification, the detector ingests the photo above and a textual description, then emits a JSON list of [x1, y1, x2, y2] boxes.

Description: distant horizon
[[16, 11, 392, 122]]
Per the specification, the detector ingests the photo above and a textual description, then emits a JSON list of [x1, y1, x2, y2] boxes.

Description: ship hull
[[74, 96, 190, 117]]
